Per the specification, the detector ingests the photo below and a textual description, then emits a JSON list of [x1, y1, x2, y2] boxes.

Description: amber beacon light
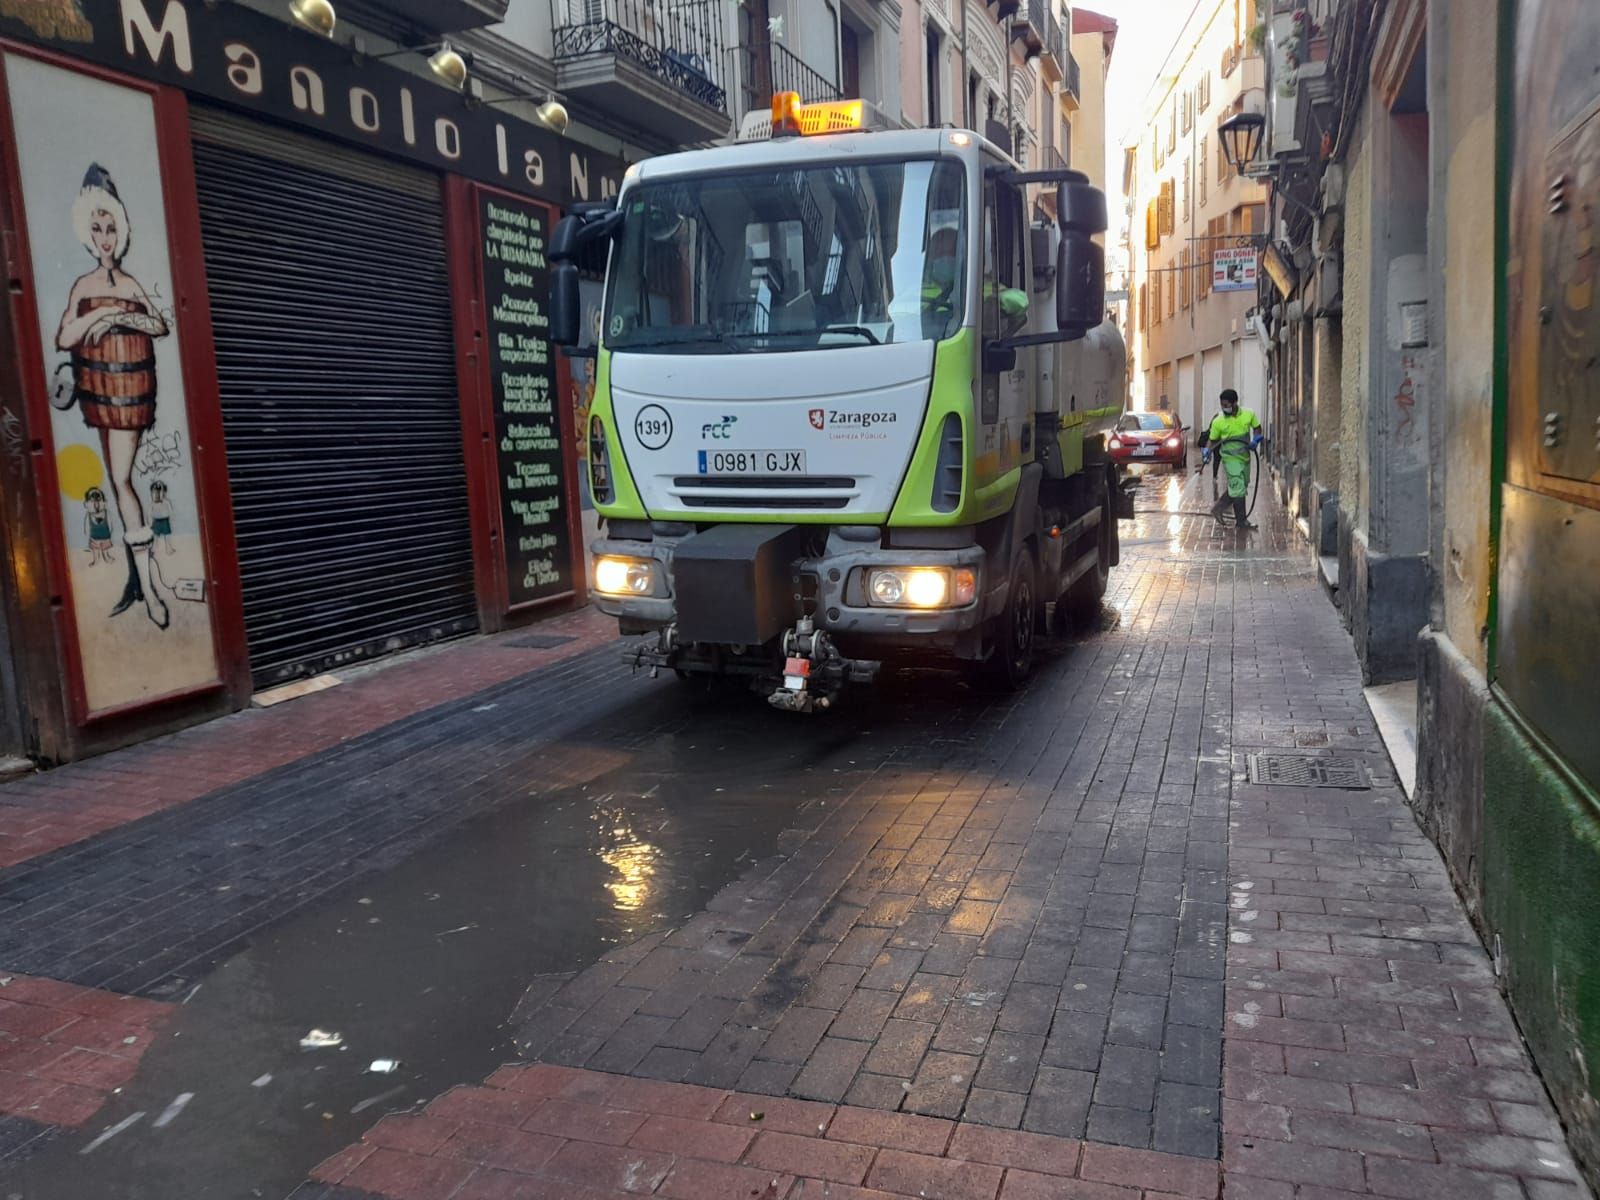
[[768, 92, 866, 139]]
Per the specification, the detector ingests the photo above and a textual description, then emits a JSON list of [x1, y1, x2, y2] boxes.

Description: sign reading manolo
[[0, 0, 628, 208]]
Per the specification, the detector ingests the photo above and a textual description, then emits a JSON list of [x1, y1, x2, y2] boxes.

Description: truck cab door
[[980, 176, 1031, 486]]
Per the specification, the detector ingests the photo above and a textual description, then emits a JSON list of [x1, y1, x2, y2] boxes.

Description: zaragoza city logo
[[0, 0, 93, 42]]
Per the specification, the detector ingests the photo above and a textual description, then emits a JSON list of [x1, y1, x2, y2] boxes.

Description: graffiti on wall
[[1393, 354, 1422, 447], [5, 52, 218, 714]]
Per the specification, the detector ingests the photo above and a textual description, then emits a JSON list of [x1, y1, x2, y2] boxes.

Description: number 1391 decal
[[634, 404, 673, 449]]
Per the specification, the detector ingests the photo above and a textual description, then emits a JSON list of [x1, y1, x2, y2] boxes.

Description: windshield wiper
[[616, 329, 748, 352], [818, 325, 882, 345]]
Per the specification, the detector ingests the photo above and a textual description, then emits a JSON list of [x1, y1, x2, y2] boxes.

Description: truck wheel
[[978, 543, 1038, 690], [1061, 472, 1111, 624]]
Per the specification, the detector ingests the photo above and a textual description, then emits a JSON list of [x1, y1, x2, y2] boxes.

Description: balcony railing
[[734, 39, 841, 120], [1047, 145, 1068, 171], [1012, 0, 1067, 84], [551, 0, 727, 114], [1064, 44, 1081, 103]]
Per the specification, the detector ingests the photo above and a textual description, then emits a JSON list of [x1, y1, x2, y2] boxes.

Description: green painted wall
[[1483, 697, 1600, 1167]]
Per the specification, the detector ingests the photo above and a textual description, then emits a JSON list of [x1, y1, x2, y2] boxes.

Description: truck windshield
[[604, 158, 967, 354]]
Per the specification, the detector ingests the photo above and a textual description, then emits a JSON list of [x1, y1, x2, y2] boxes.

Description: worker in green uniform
[[922, 227, 1028, 330], [1201, 388, 1263, 530]]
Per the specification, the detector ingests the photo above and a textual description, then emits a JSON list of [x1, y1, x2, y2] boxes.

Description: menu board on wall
[[480, 193, 573, 607]]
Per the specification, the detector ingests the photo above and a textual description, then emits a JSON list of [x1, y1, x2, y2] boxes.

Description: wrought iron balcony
[[1063, 44, 1081, 108], [734, 39, 842, 123], [1012, 0, 1067, 86], [551, 0, 729, 143]]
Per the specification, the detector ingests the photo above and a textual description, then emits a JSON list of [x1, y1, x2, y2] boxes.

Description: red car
[[1107, 411, 1188, 469]]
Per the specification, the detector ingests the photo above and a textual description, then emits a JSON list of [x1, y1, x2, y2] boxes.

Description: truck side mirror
[[1056, 180, 1108, 236], [1056, 234, 1105, 338], [550, 261, 582, 349]]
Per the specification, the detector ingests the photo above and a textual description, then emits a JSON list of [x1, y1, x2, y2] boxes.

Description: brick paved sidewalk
[[0, 606, 614, 868], [301, 1063, 1219, 1200]]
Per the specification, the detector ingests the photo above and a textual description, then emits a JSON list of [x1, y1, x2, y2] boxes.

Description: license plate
[[1133, 445, 1157, 457], [698, 449, 807, 475]]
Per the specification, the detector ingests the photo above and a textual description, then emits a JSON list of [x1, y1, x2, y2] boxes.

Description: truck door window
[[982, 179, 1029, 346], [982, 180, 999, 342], [996, 181, 1028, 335]]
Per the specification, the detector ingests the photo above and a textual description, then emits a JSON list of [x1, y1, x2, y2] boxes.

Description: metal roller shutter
[[190, 109, 477, 688]]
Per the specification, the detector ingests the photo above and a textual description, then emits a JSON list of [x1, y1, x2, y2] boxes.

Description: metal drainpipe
[[958, 0, 971, 126]]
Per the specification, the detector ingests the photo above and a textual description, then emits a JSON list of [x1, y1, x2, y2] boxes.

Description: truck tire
[[1059, 470, 1111, 627], [974, 542, 1038, 690]]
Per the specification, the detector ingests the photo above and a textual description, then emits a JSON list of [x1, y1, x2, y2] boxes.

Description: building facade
[[1124, 0, 1268, 440], [1252, 0, 1600, 1184], [1068, 7, 1115, 193]]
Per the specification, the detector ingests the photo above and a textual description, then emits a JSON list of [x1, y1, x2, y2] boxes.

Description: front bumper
[[590, 529, 987, 643]]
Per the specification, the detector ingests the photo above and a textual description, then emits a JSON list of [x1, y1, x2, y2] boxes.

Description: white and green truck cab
[[550, 98, 1129, 711]]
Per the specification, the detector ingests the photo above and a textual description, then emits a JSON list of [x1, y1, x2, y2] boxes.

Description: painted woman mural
[[54, 163, 171, 629], [5, 51, 219, 715]]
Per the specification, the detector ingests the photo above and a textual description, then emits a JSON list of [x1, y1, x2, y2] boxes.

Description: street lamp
[[1219, 110, 1266, 177]]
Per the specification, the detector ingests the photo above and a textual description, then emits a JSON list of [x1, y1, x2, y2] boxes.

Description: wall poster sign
[[1212, 247, 1258, 293], [4, 50, 220, 714], [477, 191, 575, 608]]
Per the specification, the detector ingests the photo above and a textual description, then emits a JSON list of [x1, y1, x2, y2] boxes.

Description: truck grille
[[682, 495, 851, 509], [671, 475, 857, 489], [668, 475, 859, 511]]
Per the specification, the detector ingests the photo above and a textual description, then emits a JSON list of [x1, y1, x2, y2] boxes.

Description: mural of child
[[53, 163, 171, 631], [149, 478, 174, 556], [82, 486, 113, 565]]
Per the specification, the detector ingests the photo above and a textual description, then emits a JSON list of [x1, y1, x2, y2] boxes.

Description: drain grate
[[508, 633, 578, 650], [1247, 753, 1370, 789]]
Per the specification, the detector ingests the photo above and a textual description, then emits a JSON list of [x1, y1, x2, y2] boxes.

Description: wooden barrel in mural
[[71, 297, 156, 431]]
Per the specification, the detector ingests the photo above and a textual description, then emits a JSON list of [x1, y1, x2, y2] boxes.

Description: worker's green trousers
[[1221, 449, 1251, 500]]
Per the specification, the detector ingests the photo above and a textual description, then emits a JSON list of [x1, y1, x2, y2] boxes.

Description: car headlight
[[594, 555, 656, 596], [866, 567, 977, 609]]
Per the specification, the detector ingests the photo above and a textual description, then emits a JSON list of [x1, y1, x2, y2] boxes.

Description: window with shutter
[[1199, 136, 1209, 206], [1180, 250, 1191, 309], [1146, 199, 1161, 248]]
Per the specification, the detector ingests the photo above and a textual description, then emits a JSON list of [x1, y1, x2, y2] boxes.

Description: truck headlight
[[866, 567, 977, 609], [594, 555, 656, 596]]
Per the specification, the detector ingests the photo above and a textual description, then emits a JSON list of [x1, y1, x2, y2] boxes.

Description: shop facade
[[0, 0, 626, 761]]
